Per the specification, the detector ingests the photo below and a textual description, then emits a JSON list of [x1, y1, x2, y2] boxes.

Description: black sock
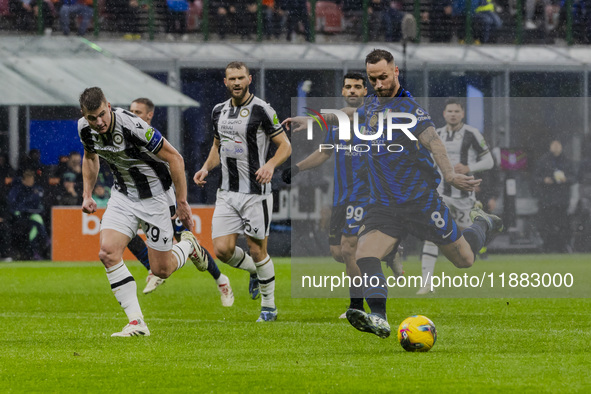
[[462, 219, 488, 257], [127, 235, 150, 270], [356, 257, 387, 318], [205, 249, 221, 280], [349, 280, 364, 310]]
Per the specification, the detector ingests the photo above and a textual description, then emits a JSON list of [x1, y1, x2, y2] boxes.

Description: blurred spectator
[[262, 0, 283, 39], [340, 0, 363, 37], [7, 170, 49, 260], [59, 0, 93, 36], [236, 0, 258, 39], [53, 171, 82, 206], [453, 0, 501, 43], [8, 0, 35, 31], [367, 0, 385, 40], [166, 0, 190, 40], [210, 0, 237, 39], [384, 1, 404, 42], [19, 149, 42, 175], [278, 0, 310, 42], [0, 153, 14, 261], [525, 0, 560, 31], [424, 0, 453, 42], [0, 153, 15, 187], [534, 140, 575, 253], [474, 0, 502, 43], [107, 0, 142, 38], [92, 182, 110, 208], [53, 154, 70, 179]]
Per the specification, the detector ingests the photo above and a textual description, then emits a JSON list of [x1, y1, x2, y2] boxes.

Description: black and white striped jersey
[[78, 107, 172, 200], [212, 94, 284, 195], [436, 123, 490, 199]]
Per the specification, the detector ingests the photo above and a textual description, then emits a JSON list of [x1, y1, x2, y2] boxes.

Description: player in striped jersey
[[417, 98, 494, 295], [125, 98, 234, 307], [194, 62, 292, 322], [78, 87, 209, 337]]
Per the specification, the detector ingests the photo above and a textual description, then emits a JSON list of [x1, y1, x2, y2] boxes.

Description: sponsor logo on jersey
[[145, 128, 154, 141]]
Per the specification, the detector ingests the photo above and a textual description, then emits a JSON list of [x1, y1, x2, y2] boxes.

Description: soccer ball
[[397, 315, 437, 352]]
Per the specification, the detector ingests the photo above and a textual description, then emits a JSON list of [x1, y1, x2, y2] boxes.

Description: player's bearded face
[[83, 102, 112, 134], [225, 68, 251, 102], [367, 60, 399, 98], [342, 78, 367, 107]]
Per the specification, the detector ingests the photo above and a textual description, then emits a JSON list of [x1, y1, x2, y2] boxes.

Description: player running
[[417, 98, 494, 295], [284, 49, 503, 339], [193, 62, 291, 322], [79, 87, 209, 337], [121, 97, 234, 307]]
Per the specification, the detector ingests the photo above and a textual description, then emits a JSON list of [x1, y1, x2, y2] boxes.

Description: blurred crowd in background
[[2, 0, 591, 44]]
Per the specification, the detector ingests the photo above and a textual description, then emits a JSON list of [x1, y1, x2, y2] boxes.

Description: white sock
[[255, 255, 275, 309], [216, 273, 229, 286], [172, 240, 193, 271], [226, 246, 256, 275], [106, 260, 143, 322], [421, 241, 438, 286]]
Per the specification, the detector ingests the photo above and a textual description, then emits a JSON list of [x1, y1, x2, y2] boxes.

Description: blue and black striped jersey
[[323, 125, 370, 206], [360, 88, 439, 205]]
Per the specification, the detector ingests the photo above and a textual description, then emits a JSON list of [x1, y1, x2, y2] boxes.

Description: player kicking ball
[[79, 87, 209, 337]]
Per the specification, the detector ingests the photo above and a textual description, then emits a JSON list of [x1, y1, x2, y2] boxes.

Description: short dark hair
[[225, 61, 249, 75], [365, 49, 394, 65], [343, 72, 366, 87], [444, 98, 465, 110], [79, 87, 107, 111], [132, 97, 155, 113]]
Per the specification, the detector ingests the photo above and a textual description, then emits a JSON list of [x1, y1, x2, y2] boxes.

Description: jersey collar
[[231, 93, 254, 107], [106, 110, 116, 134]]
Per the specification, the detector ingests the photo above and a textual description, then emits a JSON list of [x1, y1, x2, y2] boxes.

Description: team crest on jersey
[[240, 108, 250, 117], [113, 133, 123, 144], [369, 114, 379, 127]]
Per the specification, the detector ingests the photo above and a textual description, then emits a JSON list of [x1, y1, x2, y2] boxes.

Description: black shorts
[[328, 202, 369, 246], [359, 192, 460, 245]]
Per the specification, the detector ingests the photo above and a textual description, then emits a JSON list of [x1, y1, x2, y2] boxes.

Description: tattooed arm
[[418, 126, 480, 192]]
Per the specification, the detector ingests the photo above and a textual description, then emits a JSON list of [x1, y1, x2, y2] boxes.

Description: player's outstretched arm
[[193, 139, 221, 187], [282, 150, 332, 184], [156, 139, 193, 232], [282, 108, 356, 133], [419, 126, 481, 192], [256, 132, 292, 184], [82, 150, 99, 214]]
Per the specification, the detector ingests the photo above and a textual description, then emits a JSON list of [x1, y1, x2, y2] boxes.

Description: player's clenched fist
[[82, 197, 97, 214], [193, 169, 208, 187]]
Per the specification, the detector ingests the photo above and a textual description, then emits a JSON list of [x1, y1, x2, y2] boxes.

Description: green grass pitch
[[1, 255, 590, 392]]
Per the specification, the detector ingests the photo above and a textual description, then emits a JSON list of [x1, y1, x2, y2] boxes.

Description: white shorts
[[212, 189, 273, 240], [101, 189, 176, 251], [441, 195, 475, 229]]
